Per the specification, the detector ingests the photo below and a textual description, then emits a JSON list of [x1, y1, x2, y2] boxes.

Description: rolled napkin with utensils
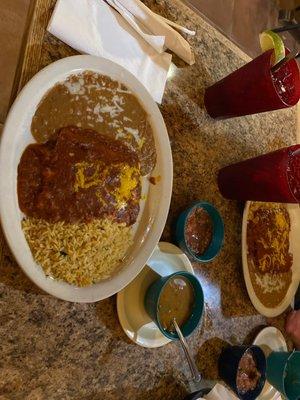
[[186, 383, 238, 400], [204, 383, 238, 399], [47, 0, 194, 103], [105, 0, 195, 64]]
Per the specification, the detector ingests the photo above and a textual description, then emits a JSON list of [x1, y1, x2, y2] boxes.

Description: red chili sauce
[[17, 126, 141, 225], [236, 350, 261, 395], [185, 207, 213, 255]]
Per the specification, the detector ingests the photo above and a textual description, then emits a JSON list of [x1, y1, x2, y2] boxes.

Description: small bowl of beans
[[175, 201, 224, 262]]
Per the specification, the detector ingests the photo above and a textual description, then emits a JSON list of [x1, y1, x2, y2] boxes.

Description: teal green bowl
[[175, 201, 224, 262], [267, 351, 300, 400], [144, 271, 204, 340]]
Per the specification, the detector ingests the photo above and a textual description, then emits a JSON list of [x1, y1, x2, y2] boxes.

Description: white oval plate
[[253, 326, 287, 400], [117, 242, 194, 348], [0, 55, 173, 302], [242, 201, 300, 317]]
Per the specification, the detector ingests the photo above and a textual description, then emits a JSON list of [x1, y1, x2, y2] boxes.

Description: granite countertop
[[0, 0, 298, 399]]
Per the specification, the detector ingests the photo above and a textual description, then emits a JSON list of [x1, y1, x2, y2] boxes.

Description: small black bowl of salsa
[[219, 345, 266, 400], [175, 201, 224, 262]]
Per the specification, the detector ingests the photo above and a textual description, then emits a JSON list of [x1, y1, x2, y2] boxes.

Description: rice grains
[[22, 218, 132, 287]]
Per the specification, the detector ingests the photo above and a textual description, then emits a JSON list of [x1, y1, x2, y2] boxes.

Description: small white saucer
[[117, 241, 194, 348], [253, 327, 287, 400]]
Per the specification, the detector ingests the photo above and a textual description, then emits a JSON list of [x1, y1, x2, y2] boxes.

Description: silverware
[[271, 23, 300, 33], [173, 318, 217, 399], [173, 318, 202, 383]]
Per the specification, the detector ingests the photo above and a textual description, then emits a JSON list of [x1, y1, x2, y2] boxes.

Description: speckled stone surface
[[0, 0, 298, 399]]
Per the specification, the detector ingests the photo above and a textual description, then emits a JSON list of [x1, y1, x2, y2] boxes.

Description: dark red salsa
[[185, 207, 213, 255], [17, 126, 141, 225], [236, 350, 261, 395]]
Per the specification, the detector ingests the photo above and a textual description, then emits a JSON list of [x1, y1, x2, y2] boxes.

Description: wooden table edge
[[9, 0, 53, 103]]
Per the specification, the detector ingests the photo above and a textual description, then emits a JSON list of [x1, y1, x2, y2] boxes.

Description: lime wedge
[[259, 30, 285, 65]]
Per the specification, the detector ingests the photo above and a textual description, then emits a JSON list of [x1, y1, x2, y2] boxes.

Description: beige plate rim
[[117, 241, 194, 348], [253, 326, 287, 400], [0, 55, 173, 302]]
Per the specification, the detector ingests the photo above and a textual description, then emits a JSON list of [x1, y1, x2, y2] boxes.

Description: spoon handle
[[173, 319, 202, 383]]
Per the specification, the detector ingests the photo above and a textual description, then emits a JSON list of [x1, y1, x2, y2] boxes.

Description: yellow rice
[[22, 218, 132, 287]]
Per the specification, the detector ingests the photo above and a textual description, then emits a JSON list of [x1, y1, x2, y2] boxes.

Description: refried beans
[[31, 71, 156, 176], [247, 202, 293, 308]]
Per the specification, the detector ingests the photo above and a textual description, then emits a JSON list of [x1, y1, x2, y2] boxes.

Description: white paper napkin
[[196, 384, 238, 400], [200, 383, 281, 400], [104, 0, 166, 53], [47, 0, 172, 103], [105, 0, 195, 64]]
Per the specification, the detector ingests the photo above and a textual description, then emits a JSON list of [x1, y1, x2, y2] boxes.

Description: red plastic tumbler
[[218, 145, 300, 203], [204, 50, 300, 119]]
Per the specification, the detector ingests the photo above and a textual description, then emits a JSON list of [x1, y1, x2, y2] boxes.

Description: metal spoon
[[173, 318, 202, 383]]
